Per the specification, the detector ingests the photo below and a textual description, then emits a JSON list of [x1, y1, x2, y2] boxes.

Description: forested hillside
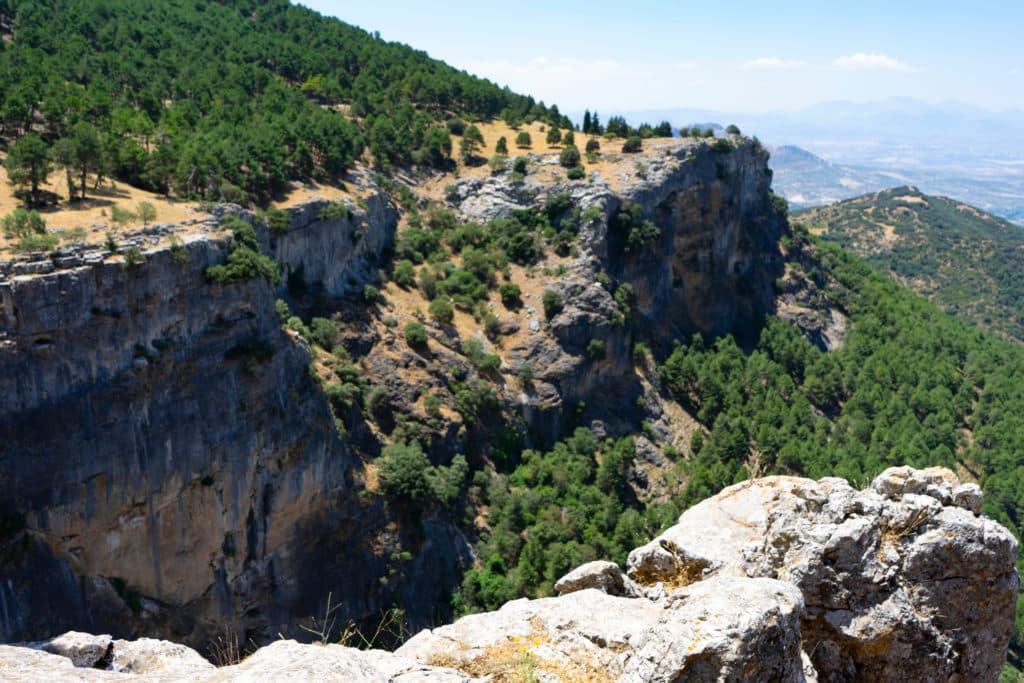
[[794, 187, 1024, 341], [0, 0, 568, 203], [448, 225, 1024, 669]]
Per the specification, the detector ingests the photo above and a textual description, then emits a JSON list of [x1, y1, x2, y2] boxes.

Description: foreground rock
[[1, 468, 1014, 682], [628, 466, 1018, 681]]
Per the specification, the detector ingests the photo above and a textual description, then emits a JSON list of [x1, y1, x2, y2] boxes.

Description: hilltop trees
[[0, 0, 572, 203], [460, 125, 485, 164], [4, 134, 52, 206]]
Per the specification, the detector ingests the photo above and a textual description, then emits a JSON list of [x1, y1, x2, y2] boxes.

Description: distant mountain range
[[594, 98, 1024, 224], [793, 186, 1024, 341]]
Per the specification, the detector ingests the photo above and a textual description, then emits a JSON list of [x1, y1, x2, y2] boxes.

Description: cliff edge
[[1, 467, 1015, 682]]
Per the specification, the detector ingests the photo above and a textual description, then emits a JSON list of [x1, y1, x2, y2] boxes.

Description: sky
[[300, 0, 1024, 115]]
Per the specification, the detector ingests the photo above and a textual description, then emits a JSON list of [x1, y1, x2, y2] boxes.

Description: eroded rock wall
[[0, 196, 471, 650]]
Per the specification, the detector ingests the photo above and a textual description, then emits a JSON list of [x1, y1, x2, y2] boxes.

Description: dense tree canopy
[[0, 0, 570, 203]]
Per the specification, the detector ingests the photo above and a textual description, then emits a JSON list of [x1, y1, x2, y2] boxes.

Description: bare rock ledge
[[1, 467, 1015, 682]]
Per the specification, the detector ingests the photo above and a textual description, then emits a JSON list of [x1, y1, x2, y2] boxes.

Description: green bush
[[515, 131, 532, 148], [2, 208, 46, 238], [499, 282, 522, 307], [379, 442, 432, 504], [586, 339, 606, 359], [711, 138, 734, 153], [559, 144, 580, 168], [546, 127, 562, 146], [309, 317, 340, 349], [15, 232, 59, 253], [319, 201, 350, 222], [404, 321, 428, 347], [205, 247, 280, 285], [495, 136, 508, 155], [542, 289, 562, 319], [726, 124, 741, 135], [585, 138, 600, 153], [393, 259, 416, 288], [622, 137, 642, 153], [429, 297, 455, 324], [512, 157, 528, 174], [363, 284, 380, 303], [566, 165, 585, 180]]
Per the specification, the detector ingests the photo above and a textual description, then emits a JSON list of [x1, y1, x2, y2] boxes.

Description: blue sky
[[301, 1, 1024, 114]]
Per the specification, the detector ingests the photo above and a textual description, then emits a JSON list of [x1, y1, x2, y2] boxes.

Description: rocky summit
[[0, 467, 1015, 682]]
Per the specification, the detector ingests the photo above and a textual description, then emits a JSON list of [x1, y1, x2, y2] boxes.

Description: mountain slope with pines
[[794, 186, 1024, 341]]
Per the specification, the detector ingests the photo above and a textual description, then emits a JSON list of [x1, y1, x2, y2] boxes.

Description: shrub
[[319, 201, 349, 222], [515, 131, 532, 148], [137, 201, 157, 227], [499, 282, 522, 307], [562, 130, 575, 146], [14, 233, 59, 253], [587, 339, 606, 359], [363, 284, 379, 303], [205, 247, 280, 285], [622, 137, 642, 153], [632, 341, 650, 364], [512, 156, 528, 174], [559, 144, 581, 168], [542, 289, 562, 319], [393, 259, 416, 288], [447, 118, 467, 135], [495, 136, 508, 155], [429, 297, 455, 324], [424, 393, 442, 417], [726, 124, 741, 135], [110, 204, 135, 227], [379, 442, 432, 504], [1, 208, 46, 238], [566, 165, 585, 180], [309, 317, 340, 349], [404, 321, 428, 347], [711, 138, 734, 153], [265, 206, 291, 234], [220, 181, 248, 205], [546, 127, 562, 146], [483, 312, 502, 340], [169, 235, 190, 267], [585, 138, 600, 153], [122, 246, 144, 268]]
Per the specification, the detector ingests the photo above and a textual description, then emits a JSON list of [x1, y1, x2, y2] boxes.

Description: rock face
[[450, 139, 787, 444], [3, 468, 1008, 682], [0, 196, 471, 649], [628, 466, 1018, 682]]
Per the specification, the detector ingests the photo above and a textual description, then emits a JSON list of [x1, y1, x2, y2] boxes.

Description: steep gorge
[[0, 138, 849, 652]]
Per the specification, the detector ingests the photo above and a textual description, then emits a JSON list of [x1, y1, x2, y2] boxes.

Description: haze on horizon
[[302, 0, 1024, 115]]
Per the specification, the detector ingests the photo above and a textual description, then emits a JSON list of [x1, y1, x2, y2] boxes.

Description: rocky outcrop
[[628, 466, 1018, 682], [2, 467, 1011, 681], [446, 138, 787, 444]]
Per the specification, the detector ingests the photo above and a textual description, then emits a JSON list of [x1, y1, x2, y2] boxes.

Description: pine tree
[[583, 110, 592, 135], [4, 134, 52, 207]]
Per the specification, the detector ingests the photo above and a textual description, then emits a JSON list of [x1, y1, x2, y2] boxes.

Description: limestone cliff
[[0, 190, 471, 649], [1, 468, 1015, 681]]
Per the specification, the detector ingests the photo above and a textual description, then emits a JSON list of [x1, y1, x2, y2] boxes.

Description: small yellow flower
[[512, 636, 521, 642], [521, 646, 529, 652], [533, 640, 542, 646]]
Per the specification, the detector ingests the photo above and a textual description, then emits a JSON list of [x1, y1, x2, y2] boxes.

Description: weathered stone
[[108, 637, 215, 676], [34, 631, 112, 668], [399, 577, 805, 682], [554, 560, 635, 597], [632, 467, 1018, 682]]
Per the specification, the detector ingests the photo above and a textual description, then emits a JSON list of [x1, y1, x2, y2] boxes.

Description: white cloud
[[832, 53, 921, 72], [743, 57, 806, 69], [673, 61, 699, 71]]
